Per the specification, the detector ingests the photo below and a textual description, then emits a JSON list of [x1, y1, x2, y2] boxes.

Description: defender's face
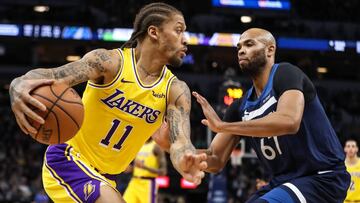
[[158, 14, 188, 67], [344, 141, 359, 158], [236, 33, 267, 76]]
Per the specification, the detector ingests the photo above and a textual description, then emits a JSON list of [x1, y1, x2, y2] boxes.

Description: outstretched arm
[[167, 79, 207, 185], [9, 49, 121, 135], [193, 90, 304, 137], [203, 133, 240, 173]]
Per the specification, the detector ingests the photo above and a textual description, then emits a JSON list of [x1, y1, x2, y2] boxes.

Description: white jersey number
[[260, 136, 283, 160]]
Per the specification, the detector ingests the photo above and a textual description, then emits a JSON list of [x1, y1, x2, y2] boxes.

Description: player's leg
[[145, 178, 157, 203], [124, 177, 156, 203], [252, 167, 350, 203], [284, 168, 350, 203], [123, 179, 139, 203], [95, 184, 125, 203], [43, 144, 121, 203]]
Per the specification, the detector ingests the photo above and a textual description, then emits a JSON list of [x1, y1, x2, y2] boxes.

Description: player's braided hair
[[121, 2, 182, 49]]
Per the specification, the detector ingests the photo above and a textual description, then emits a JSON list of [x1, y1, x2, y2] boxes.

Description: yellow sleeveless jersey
[[345, 160, 360, 201], [133, 140, 159, 178], [67, 48, 176, 174]]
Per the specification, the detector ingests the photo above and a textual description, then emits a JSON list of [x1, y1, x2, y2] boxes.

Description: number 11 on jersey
[[100, 119, 133, 151]]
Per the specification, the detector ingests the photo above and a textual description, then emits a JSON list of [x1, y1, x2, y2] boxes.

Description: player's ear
[[267, 45, 276, 57], [148, 25, 159, 41]]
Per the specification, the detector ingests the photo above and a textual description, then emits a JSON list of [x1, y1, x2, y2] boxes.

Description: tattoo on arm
[[24, 49, 112, 87], [167, 109, 180, 143], [167, 80, 191, 143]]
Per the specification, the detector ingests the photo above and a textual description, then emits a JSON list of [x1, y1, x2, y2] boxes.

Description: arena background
[[0, 0, 359, 202]]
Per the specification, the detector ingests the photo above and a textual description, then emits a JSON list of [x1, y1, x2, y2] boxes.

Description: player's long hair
[[121, 2, 182, 49]]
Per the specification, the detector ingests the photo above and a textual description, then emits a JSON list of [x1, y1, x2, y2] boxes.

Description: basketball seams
[[33, 93, 82, 129], [30, 84, 84, 145], [33, 94, 58, 141], [50, 86, 83, 105], [33, 86, 73, 144]]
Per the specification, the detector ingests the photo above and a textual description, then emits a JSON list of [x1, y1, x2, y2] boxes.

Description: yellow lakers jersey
[[345, 160, 360, 201], [67, 48, 176, 174], [133, 140, 159, 178]]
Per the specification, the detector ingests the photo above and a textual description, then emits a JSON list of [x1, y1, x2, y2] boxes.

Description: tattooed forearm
[[23, 69, 55, 79], [167, 107, 191, 143], [20, 49, 112, 87], [167, 109, 180, 143], [53, 61, 90, 86], [167, 79, 192, 144], [170, 144, 196, 166]]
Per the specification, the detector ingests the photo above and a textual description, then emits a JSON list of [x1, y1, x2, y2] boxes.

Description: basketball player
[[344, 139, 360, 202], [192, 28, 351, 202], [9, 3, 207, 202], [123, 138, 167, 203]]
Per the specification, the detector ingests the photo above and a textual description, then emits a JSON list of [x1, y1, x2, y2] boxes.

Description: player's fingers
[[182, 173, 193, 183], [195, 92, 209, 105], [22, 93, 47, 112], [192, 92, 205, 104], [20, 102, 45, 124], [201, 119, 209, 126], [199, 161, 208, 170], [196, 153, 207, 161], [29, 79, 55, 90], [16, 112, 37, 134]]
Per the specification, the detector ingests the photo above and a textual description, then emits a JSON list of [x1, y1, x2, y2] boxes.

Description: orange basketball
[[28, 83, 84, 145]]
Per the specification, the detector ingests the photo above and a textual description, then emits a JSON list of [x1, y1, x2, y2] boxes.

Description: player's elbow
[[284, 117, 301, 134]]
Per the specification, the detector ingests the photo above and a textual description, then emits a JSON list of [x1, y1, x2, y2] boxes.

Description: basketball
[[27, 83, 84, 145]]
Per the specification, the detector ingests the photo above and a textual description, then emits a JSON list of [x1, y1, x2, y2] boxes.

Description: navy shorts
[[246, 166, 351, 203]]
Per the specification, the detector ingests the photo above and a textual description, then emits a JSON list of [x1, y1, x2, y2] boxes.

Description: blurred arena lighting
[[155, 176, 170, 188], [241, 16, 252, 23], [180, 178, 198, 189], [66, 55, 81, 62], [317, 67, 328, 74], [33, 5, 50, 13], [211, 61, 219, 68]]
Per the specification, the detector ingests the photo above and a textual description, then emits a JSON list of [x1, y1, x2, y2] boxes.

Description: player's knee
[[95, 184, 125, 203]]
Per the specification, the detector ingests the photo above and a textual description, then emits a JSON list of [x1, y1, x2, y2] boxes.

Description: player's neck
[[346, 156, 359, 166], [135, 45, 165, 78], [252, 63, 273, 98]]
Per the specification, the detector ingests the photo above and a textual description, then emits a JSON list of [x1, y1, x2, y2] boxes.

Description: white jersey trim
[[242, 96, 277, 121], [283, 182, 307, 203]]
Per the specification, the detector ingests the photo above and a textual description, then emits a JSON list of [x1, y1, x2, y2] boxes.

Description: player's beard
[[169, 55, 183, 67], [240, 48, 267, 78]]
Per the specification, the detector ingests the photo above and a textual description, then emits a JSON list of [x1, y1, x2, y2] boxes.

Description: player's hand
[[192, 91, 224, 133], [134, 159, 144, 168], [9, 78, 54, 135], [176, 150, 207, 185]]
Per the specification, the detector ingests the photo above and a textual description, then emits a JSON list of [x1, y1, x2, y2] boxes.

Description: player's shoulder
[[277, 62, 300, 70], [275, 62, 304, 76]]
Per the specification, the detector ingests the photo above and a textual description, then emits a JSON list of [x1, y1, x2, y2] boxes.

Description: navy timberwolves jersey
[[224, 63, 345, 186]]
